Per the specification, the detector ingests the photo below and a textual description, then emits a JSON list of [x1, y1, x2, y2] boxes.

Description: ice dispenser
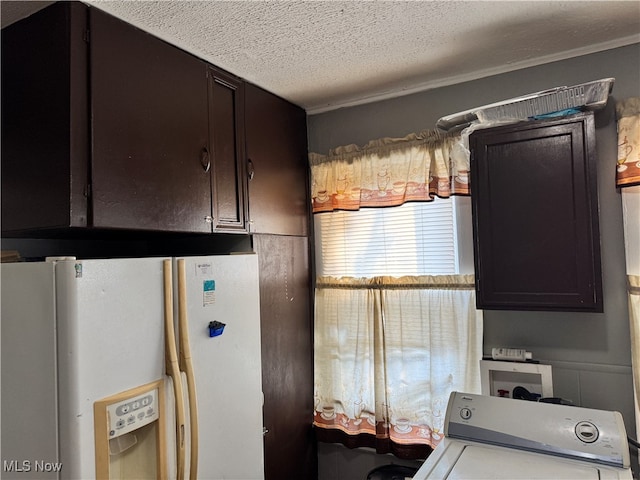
[[93, 379, 167, 479]]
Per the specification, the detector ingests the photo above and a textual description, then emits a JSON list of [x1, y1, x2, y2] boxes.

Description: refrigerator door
[[56, 258, 169, 478], [1, 262, 60, 479], [2, 257, 171, 479], [55, 257, 169, 478], [176, 254, 264, 479]]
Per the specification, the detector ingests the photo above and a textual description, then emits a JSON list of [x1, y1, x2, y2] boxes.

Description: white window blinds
[[314, 197, 461, 277]]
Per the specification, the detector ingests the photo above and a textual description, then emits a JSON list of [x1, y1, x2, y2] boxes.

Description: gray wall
[[308, 43, 640, 479]]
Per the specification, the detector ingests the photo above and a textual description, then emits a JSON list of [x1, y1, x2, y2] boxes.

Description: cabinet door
[[254, 234, 316, 480], [245, 84, 309, 235], [470, 113, 603, 312], [1, 2, 89, 233], [208, 67, 248, 233], [90, 9, 211, 233]]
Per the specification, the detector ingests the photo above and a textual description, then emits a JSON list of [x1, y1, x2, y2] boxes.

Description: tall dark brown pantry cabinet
[[469, 113, 603, 312], [246, 85, 316, 479]]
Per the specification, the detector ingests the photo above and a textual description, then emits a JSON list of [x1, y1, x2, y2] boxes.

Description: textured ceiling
[[2, 1, 639, 113]]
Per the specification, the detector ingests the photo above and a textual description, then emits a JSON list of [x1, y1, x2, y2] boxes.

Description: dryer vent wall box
[[480, 360, 553, 399]]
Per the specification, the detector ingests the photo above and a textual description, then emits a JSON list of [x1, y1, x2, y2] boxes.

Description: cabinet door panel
[[255, 234, 316, 480], [245, 84, 309, 235], [1, 2, 89, 233], [90, 9, 211, 233], [208, 68, 247, 232], [470, 114, 602, 312]]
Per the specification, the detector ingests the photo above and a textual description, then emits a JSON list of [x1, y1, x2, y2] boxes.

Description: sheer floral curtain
[[629, 277, 640, 438], [313, 276, 482, 457], [618, 98, 640, 438], [310, 129, 483, 459]]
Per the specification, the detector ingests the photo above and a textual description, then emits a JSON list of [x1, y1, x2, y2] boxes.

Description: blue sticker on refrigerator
[[203, 279, 216, 306]]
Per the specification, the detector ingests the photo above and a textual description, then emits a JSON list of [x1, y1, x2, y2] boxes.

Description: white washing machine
[[414, 392, 633, 479]]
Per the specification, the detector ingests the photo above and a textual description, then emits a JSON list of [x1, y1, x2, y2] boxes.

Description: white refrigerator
[[1, 254, 265, 479]]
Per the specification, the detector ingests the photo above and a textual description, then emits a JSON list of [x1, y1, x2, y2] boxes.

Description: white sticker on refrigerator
[[195, 262, 213, 277], [203, 280, 216, 306]]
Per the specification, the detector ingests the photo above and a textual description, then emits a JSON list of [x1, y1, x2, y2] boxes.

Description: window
[[314, 196, 474, 277], [313, 196, 481, 458], [310, 129, 481, 458]]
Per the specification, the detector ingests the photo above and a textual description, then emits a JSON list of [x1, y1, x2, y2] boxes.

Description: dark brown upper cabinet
[[1, 2, 247, 235], [469, 113, 603, 312], [245, 84, 309, 236], [1, 2, 90, 234], [90, 6, 212, 233]]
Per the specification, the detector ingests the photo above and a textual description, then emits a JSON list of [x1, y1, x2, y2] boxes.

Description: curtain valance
[[315, 275, 477, 290], [309, 129, 468, 213], [616, 97, 640, 187]]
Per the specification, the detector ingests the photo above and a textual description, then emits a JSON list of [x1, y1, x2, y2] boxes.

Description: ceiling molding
[[306, 35, 640, 115]]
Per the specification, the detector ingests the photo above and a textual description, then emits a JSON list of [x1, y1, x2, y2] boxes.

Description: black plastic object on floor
[[512, 386, 541, 401], [366, 464, 419, 480], [513, 386, 575, 406]]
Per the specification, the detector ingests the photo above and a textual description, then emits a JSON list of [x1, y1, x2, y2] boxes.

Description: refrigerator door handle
[[164, 260, 187, 480], [177, 259, 199, 480]]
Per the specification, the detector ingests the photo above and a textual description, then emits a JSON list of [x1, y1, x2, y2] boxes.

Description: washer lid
[[446, 444, 622, 480]]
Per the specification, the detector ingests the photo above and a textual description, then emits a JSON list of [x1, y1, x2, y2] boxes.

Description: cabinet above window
[[469, 113, 603, 312]]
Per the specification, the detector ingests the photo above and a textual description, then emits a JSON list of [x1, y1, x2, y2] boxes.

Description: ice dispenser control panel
[[107, 388, 159, 438]]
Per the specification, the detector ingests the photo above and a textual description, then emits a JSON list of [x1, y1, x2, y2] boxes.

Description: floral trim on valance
[[616, 97, 640, 187], [309, 129, 468, 213]]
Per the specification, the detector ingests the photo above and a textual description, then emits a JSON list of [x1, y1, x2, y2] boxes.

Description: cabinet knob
[[201, 147, 211, 173], [247, 158, 255, 181], [204, 216, 213, 224]]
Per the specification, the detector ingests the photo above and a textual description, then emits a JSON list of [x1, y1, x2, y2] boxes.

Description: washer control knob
[[460, 407, 472, 420], [575, 421, 599, 443]]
